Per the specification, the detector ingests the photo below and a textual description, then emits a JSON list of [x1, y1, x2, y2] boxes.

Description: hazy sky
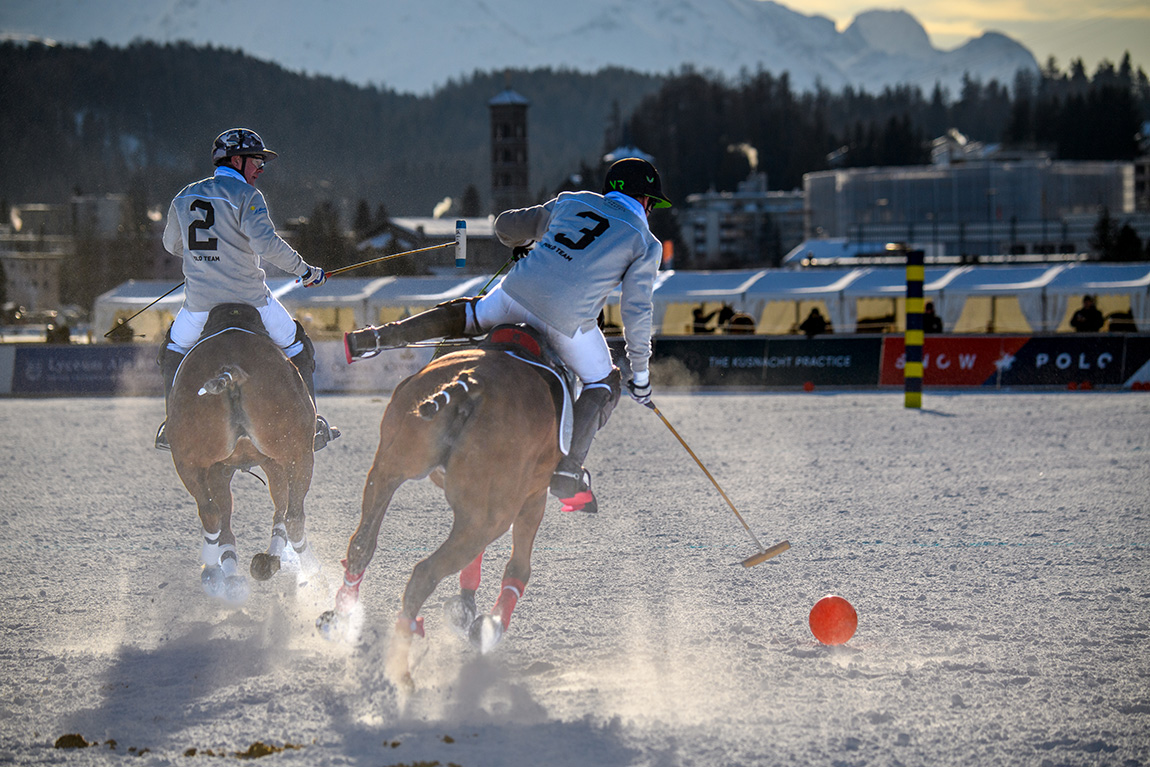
[[807, 0, 1149, 71]]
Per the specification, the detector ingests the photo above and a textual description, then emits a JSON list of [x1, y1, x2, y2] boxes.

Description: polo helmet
[[602, 158, 671, 208], [212, 128, 278, 165]]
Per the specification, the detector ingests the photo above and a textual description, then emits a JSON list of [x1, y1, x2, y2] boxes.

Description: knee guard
[[157, 325, 185, 403], [435, 296, 480, 337], [288, 321, 317, 401], [579, 367, 622, 429], [562, 367, 622, 471]]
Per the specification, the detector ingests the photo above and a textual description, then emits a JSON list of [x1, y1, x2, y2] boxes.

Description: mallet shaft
[[325, 241, 454, 277], [650, 402, 787, 568]]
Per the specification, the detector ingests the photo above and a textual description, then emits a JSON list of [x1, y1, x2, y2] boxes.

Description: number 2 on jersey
[[188, 199, 218, 251]]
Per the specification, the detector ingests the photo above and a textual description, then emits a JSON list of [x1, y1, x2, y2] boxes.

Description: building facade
[[489, 88, 530, 215], [682, 174, 805, 268], [804, 150, 1147, 259]]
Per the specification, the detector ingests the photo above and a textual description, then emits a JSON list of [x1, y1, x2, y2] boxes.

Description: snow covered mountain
[[0, 0, 1038, 95]]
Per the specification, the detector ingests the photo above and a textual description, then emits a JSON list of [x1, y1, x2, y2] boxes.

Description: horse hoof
[[250, 553, 281, 581], [201, 566, 250, 604], [316, 610, 342, 640], [468, 614, 504, 654], [443, 593, 477, 637]]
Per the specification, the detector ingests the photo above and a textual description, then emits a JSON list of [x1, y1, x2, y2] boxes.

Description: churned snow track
[[0, 392, 1147, 765]]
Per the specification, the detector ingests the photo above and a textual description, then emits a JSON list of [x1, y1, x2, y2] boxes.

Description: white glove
[[301, 265, 327, 287], [627, 370, 652, 405]]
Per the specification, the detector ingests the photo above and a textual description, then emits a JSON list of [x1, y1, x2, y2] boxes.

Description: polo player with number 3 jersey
[[344, 157, 670, 512], [155, 128, 339, 452]]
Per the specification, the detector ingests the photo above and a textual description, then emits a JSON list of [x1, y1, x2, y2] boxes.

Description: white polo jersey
[[494, 190, 662, 374]]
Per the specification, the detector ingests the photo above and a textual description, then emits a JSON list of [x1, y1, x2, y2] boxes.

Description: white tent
[[840, 266, 967, 332], [365, 274, 491, 325], [934, 264, 1068, 332], [91, 278, 299, 343], [1044, 262, 1150, 332], [647, 269, 759, 334], [280, 276, 392, 339], [741, 269, 865, 334]]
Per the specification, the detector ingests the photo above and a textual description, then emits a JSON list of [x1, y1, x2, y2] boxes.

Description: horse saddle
[[200, 303, 269, 340], [480, 324, 576, 456]]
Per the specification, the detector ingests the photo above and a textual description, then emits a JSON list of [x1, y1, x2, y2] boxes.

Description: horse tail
[[197, 365, 250, 397], [417, 371, 481, 421]]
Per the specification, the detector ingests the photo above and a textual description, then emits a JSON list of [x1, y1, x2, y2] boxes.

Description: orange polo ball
[[809, 595, 858, 645]]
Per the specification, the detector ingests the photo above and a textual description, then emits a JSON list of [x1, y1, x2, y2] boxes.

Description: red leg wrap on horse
[[460, 551, 484, 591], [335, 559, 365, 614], [494, 577, 526, 629], [395, 614, 425, 638]]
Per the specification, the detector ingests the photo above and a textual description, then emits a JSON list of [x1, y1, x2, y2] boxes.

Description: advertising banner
[[881, 335, 1141, 387], [10, 345, 161, 395], [652, 337, 882, 387], [880, 337, 1031, 387], [995, 336, 1128, 387]]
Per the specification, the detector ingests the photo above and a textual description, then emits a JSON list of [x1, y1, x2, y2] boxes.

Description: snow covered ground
[[1, 391, 1147, 766]]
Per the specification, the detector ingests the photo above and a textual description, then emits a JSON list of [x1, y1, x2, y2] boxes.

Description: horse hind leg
[[251, 462, 293, 581], [195, 464, 251, 604], [443, 550, 483, 636], [469, 490, 547, 653]]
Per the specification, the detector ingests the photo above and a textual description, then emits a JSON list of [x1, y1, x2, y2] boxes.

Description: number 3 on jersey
[[555, 211, 610, 250], [188, 199, 218, 251]]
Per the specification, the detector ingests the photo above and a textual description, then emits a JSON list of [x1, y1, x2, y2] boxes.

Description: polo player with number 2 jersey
[[155, 128, 339, 452], [344, 157, 670, 512]]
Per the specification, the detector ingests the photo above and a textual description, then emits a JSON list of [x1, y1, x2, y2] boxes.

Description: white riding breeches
[[168, 295, 302, 356], [474, 287, 614, 383]]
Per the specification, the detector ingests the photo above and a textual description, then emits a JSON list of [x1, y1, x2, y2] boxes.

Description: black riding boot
[[549, 370, 622, 513], [154, 340, 185, 450], [288, 322, 341, 451], [345, 297, 472, 361]]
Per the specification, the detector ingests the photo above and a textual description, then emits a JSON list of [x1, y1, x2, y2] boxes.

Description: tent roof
[[743, 268, 864, 298], [1044, 262, 1150, 294], [280, 277, 392, 306], [840, 266, 966, 296], [366, 274, 490, 304], [939, 264, 1067, 294], [650, 269, 764, 303]]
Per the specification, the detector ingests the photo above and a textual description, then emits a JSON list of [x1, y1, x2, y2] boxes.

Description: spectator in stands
[[1070, 295, 1104, 332], [799, 307, 829, 337], [717, 303, 735, 330], [924, 301, 943, 333], [692, 304, 716, 334]]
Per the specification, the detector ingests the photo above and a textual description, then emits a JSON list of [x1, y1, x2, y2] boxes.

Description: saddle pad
[[504, 351, 574, 456]]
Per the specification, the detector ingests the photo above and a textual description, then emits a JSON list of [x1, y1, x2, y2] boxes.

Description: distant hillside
[[0, 40, 663, 219], [1, 0, 1040, 97]]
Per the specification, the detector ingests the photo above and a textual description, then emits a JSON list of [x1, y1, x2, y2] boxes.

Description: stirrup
[[314, 415, 341, 452], [344, 324, 410, 363], [551, 468, 597, 513], [155, 421, 171, 451], [344, 326, 382, 363]]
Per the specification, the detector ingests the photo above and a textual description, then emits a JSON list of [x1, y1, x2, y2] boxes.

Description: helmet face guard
[[602, 158, 671, 209], [212, 128, 278, 165]]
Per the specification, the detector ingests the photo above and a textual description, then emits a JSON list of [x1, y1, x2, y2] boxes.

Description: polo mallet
[[646, 401, 790, 567], [322, 219, 467, 277], [102, 281, 185, 338]]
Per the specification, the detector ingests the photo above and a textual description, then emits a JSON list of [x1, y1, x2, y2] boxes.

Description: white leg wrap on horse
[[219, 544, 239, 577], [201, 529, 222, 567], [268, 523, 288, 559], [291, 535, 322, 575]]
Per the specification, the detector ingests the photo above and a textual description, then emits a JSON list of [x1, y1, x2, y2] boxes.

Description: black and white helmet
[[212, 128, 278, 165]]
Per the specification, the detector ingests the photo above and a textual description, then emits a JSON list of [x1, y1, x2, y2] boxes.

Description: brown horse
[[316, 333, 563, 687], [167, 305, 321, 603]]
